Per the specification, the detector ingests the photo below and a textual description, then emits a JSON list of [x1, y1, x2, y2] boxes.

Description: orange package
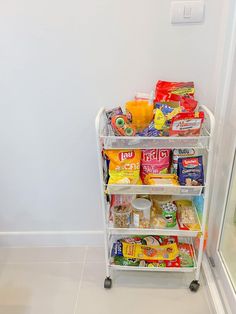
[[105, 150, 141, 184]]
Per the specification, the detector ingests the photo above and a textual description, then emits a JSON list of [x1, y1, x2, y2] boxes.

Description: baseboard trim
[[202, 254, 226, 314], [0, 230, 104, 247]]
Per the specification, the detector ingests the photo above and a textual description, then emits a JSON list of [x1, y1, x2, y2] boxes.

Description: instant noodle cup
[[105, 150, 141, 185]]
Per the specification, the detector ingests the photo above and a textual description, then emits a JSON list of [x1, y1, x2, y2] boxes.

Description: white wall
[[0, 0, 223, 245]]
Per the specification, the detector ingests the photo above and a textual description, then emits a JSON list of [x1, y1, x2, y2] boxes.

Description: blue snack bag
[[111, 241, 123, 257], [177, 156, 204, 186]]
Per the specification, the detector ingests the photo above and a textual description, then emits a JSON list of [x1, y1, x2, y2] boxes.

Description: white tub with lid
[[131, 198, 152, 228]]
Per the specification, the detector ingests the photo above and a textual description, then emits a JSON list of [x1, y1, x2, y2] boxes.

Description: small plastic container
[[131, 198, 152, 228], [112, 205, 131, 228]]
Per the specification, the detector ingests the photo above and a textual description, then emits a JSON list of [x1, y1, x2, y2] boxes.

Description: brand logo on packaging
[[183, 158, 199, 168], [142, 149, 169, 162], [119, 151, 135, 161]]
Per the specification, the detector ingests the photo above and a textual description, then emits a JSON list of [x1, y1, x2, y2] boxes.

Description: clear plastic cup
[[112, 206, 131, 228], [131, 198, 152, 228], [125, 100, 154, 132]]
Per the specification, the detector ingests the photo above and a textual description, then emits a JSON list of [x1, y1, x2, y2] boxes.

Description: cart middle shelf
[[106, 184, 204, 195]]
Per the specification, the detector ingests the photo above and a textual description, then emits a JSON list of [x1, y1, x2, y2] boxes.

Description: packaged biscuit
[[140, 149, 171, 184], [113, 241, 179, 261], [175, 200, 200, 231], [177, 156, 204, 186], [178, 243, 194, 267], [105, 150, 141, 184], [146, 174, 179, 186], [113, 256, 181, 268], [113, 256, 140, 266], [169, 112, 204, 137], [172, 148, 197, 173]]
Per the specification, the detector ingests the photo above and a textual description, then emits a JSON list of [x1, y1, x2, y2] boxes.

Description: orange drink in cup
[[125, 100, 154, 132]]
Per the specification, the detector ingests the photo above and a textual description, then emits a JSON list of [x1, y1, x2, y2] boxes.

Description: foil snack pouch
[[105, 150, 141, 185]]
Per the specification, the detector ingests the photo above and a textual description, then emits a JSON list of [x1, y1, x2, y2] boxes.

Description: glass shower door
[[218, 152, 236, 293]]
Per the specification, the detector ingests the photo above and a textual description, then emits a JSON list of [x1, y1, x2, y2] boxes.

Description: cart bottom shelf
[[109, 264, 196, 272]]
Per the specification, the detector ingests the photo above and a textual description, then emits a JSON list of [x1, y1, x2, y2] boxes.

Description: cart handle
[[95, 107, 105, 136], [200, 104, 215, 137]]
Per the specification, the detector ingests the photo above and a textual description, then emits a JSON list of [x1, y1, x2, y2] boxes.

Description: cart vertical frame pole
[[95, 108, 111, 278], [195, 105, 215, 281]]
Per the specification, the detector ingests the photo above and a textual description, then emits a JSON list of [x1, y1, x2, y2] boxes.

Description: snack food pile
[[106, 80, 204, 138], [111, 235, 195, 268], [104, 80, 206, 187], [110, 195, 201, 231], [104, 148, 204, 187]]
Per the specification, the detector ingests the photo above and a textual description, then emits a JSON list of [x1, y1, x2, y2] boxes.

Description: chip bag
[[155, 81, 195, 103], [172, 148, 198, 173], [153, 102, 179, 133], [105, 150, 141, 184], [140, 149, 171, 184]]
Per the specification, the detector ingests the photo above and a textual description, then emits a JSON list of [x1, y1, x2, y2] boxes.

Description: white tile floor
[[0, 247, 213, 314]]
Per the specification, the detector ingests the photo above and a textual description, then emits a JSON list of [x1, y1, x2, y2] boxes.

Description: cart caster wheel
[[104, 277, 112, 289], [189, 280, 200, 292]]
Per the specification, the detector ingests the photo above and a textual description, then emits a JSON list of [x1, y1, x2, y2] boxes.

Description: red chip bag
[[140, 149, 171, 184], [180, 97, 198, 112], [155, 81, 195, 103]]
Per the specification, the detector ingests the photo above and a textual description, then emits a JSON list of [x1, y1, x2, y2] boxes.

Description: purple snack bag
[[106, 107, 123, 124], [138, 121, 162, 137]]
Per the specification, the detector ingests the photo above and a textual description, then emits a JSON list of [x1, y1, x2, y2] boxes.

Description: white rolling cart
[[95, 105, 215, 291]]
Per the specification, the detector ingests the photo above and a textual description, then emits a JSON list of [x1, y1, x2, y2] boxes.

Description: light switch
[[184, 6, 192, 18], [171, 1, 205, 24]]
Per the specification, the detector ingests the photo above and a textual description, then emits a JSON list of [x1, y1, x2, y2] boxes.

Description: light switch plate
[[171, 1, 205, 24]]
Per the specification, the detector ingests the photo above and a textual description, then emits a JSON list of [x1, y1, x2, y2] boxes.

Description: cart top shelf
[[96, 105, 214, 149]]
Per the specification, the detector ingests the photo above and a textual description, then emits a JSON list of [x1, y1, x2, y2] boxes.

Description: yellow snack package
[[105, 150, 141, 184], [146, 174, 179, 186], [175, 200, 201, 231], [122, 242, 179, 261]]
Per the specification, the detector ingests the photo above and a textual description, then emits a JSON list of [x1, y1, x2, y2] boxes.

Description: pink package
[[141, 149, 171, 184]]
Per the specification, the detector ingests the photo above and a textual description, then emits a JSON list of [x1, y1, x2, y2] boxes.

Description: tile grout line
[[73, 246, 88, 314], [0, 261, 105, 265]]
